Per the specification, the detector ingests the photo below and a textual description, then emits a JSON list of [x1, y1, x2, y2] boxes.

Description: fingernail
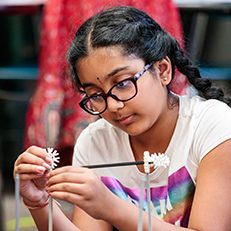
[[45, 156, 52, 163], [44, 173, 50, 179], [36, 172, 43, 176], [43, 162, 51, 169], [37, 166, 46, 172]]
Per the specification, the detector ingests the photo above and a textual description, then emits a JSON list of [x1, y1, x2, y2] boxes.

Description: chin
[[120, 126, 145, 136]]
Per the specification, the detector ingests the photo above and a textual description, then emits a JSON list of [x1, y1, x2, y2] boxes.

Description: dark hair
[[67, 6, 231, 106]]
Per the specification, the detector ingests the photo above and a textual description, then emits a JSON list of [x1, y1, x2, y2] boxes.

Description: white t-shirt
[[73, 95, 231, 227]]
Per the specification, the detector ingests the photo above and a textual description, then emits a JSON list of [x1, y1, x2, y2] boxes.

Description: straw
[[15, 174, 20, 231]]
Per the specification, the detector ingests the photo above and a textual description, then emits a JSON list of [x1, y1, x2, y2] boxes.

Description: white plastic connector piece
[[143, 151, 170, 173], [144, 151, 151, 174], [45, 147, 60, 170], [150, 152, 170, 169]]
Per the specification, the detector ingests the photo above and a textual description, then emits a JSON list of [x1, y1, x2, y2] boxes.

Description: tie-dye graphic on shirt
[[101, 166, 195, 227]]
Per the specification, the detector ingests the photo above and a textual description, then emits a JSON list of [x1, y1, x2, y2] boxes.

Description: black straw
[[83, 160, 145, 169]]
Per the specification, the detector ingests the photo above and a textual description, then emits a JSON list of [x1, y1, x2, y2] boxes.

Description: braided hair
[[67, 5, 231, 106]]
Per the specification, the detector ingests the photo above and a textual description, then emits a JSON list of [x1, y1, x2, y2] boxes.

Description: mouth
[[117, 115, 135, 125]]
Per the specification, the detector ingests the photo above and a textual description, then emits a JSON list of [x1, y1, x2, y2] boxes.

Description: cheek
[[135, 81, 160, 107], [131, 80, 166, 116]]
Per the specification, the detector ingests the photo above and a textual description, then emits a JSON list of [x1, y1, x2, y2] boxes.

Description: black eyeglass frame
[[79, 63, 153, 115]]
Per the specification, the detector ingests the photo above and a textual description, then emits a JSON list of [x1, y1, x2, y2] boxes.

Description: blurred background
[[0, 0, 231, 230]]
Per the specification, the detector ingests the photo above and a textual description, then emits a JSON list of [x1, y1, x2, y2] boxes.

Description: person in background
[[24, 0, 187, 166], [15, 5, 231, 230]]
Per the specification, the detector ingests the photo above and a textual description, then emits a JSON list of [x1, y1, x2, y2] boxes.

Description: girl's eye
[[86, 90, 102, 97], [115, 79, 133, 89], [90, 93, 104, 102]]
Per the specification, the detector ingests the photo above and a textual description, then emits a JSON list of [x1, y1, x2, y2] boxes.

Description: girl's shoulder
[[179, 95, 231, 118]]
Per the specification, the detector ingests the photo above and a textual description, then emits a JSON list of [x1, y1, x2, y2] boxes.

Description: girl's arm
[[72, 205, 113, 230], [29, 201, 80, 231], [188, 139, 231, 230]]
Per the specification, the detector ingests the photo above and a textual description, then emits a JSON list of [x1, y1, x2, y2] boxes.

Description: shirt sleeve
[[193, 101, 231, 163]]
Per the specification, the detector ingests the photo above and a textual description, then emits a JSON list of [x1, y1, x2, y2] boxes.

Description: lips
[[117, 114, 134, 125]]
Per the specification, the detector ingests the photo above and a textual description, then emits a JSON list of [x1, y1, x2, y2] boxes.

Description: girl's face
[[76, 46, 172, 137]]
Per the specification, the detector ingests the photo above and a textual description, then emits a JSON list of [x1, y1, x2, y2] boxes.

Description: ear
[[155, 56, 172, 86]]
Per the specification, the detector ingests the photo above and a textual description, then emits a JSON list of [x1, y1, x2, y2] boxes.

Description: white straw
[[146, 173, 152, 231], [49, 195, 53, 231], [15, 173, 20, 231], [46, 147, 60, 231], [137, 175, 146, 231]]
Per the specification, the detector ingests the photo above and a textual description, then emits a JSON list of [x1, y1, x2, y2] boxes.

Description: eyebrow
[[106, 66, 129, 80], [81, 66, 129, 89]]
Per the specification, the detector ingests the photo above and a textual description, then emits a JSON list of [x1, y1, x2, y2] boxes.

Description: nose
[[106, 97, 124, 112]]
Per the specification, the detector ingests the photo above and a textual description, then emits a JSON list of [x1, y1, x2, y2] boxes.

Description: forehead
[[80, 46, 124, 68], [76, 46, 142, 83]]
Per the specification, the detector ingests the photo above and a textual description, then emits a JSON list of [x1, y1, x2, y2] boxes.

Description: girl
[[14, 6, 231, 231]]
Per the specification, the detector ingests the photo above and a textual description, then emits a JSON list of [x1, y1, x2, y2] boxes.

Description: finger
[[48, 182, 88, 200], [15, 162, 46, 175], [48, 167, 95, 186], [25, 146, 49, 159], [48, 172, 85, 188], [49, 190, 84, 205], [15, 146, 52, 166], [48, 171, 99, 200], [19, 172, 46, 181], [14, 163, 47, 181], [18, 154, 51, 168], [15, 152, 52, 173], [49, 166, 87, 177], [14, 158, 50, 182]]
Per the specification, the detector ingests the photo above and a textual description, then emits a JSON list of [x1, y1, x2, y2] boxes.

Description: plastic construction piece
[[143, 151, 152, 230], [143, 151, 170, 173], [140, 151, 170, 231], [45, 147, 60, 170], [138, 175, 145, 231], [45, 147, 60, 231]]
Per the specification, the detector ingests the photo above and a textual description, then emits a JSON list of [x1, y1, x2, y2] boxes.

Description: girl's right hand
[[13, 146, 53, 206]]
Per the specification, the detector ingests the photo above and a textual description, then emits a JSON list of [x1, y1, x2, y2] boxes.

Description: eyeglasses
[[79, 63, 152, 115]]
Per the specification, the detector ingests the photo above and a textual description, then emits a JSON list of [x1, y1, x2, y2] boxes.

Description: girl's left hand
[[47, 166, 113, 221]]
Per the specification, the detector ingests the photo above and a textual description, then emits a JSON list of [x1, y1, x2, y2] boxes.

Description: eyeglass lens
[[86, 79, 136, 114]]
